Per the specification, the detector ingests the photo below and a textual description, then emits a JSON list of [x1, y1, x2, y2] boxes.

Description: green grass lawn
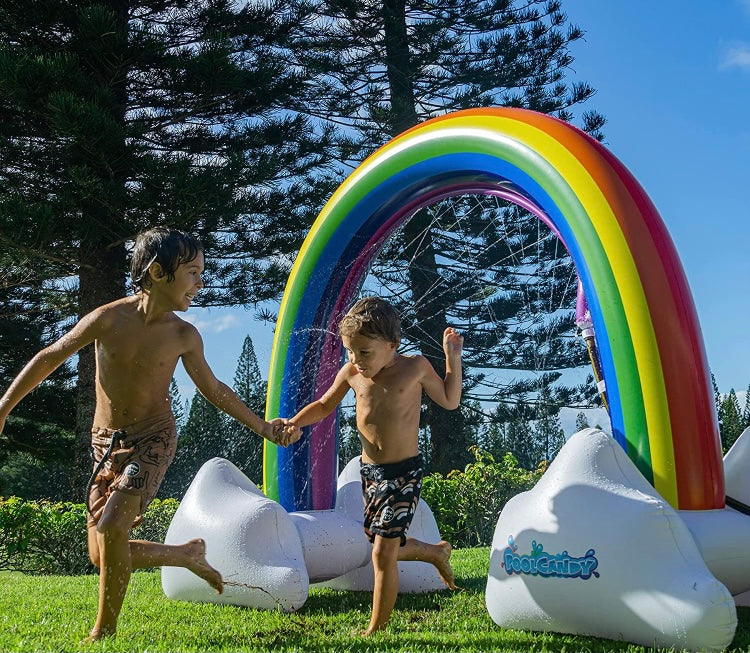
[[1, 547, 748, 652]]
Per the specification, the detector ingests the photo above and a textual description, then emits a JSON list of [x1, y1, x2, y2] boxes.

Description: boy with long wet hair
[[0, 227, 300, 640]]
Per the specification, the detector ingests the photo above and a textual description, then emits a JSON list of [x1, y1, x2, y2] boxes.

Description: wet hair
[[130, 227, 202, 291], [338, 296, 401, 344]]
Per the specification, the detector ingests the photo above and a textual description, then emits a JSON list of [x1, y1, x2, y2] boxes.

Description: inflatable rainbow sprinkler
[[264, 106, 723, 513], [261, 107, 750, 650]]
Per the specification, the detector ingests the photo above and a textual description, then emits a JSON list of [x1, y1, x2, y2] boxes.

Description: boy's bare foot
[[435, 541, 458, 589], [83, 627, 115, 642], [185, 538, 223, 594]]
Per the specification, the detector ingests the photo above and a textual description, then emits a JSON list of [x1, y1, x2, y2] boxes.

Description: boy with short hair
[[0, 227, 300, 641], [287, 296, 462, 635]]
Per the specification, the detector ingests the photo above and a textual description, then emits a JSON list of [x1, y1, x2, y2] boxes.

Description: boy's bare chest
[[351, 375, 419, 415], [97, 322, 183, 371]]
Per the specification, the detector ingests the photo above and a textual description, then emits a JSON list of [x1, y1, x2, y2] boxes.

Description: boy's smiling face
[[342, 331, 398, 378], [157, 251, 205, 311]]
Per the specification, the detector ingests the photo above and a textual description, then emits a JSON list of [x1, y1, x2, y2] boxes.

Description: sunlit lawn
[[1, 547, 748, 652]]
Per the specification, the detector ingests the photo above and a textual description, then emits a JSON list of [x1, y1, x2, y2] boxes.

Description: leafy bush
[[0, 497, 179, 575], [0, 497, 90, 575], [131, 498, 179, 545], [421, 446, 544, 548], [1, 448, 539, 574]]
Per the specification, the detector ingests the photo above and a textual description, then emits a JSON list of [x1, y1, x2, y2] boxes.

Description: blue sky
[[175, 0, 750, 402]]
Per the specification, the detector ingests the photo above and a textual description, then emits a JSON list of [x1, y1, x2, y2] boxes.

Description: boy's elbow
[[438, 395, 461, 410], [198, 380, 224, 405]]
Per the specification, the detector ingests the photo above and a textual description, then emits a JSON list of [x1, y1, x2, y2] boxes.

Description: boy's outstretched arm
[[288, 365, 352, 427], [420, 327, 464, 410], [181, 326, 300, 446], [0, 310, 103, 434]]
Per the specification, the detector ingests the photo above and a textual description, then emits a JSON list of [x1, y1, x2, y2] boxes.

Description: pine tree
[[337, 408, 362, 472], [0, 249, 76, 496], [743, 383, 750, 430], [502, 417, 538, 471], [292, 0, 605, 474], [159, 391, 228, 499], [0, 0, 339, 494], [168, 378, 186, 433], [477, 420, 506, 462], [575, 412, 590, 431], [718, 389, 744, 454], [711, 372, 722, 420], [229, 335, 267, 485], [533, 408, 566, 463]]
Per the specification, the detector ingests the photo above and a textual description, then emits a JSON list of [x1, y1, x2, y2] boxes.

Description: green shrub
[[0, 496, 179, 575], [1, 449, 538, 573], [131, 498, 179, 544], [0, 497, 90, 575], [421, 446, 544, 548]]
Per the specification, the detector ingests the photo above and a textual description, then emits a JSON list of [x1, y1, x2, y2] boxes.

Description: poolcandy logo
[[502, 535, 599, 580]]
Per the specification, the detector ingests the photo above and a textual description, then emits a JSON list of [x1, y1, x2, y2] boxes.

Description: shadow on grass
[[454, 573, 486, 593], [301, 588, 443, 615]]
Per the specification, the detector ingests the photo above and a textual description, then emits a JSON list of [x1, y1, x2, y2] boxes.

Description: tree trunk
[[401, 210, 470, 473], [382, 1, 468, 473], [73, 240, 127, 499], [72, 0, 130, 499], [381, 0, 418, 133]]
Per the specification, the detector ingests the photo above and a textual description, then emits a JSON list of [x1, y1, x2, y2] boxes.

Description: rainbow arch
[[263, 107, 724, 512]]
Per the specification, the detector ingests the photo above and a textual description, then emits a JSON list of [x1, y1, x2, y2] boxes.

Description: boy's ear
[[149, 261, 165, 282]]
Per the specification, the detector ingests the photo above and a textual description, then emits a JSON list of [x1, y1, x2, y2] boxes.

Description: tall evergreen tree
[[229, 334, 266, 485], [292, 0, 605, 473], [159, 391, 227, 499], [337, 408, 362, 473], [0, 249, 76, 495], [0, 0, 340, 494], [575, 411, 590, 431], [711, 372, 722, 419], [718, 389, 743, 454], [501, 417, 539, 471], [743, 383, 750, 430], [168, 378, 187, 433], [533, 401, 566, 463]]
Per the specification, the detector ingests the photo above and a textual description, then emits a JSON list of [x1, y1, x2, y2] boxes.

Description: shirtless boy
[[287, 296, 462, 635], [0, 227, 300, 641]]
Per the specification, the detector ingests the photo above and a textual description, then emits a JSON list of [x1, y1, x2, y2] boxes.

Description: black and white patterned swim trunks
[[360, 454, 423, 546]]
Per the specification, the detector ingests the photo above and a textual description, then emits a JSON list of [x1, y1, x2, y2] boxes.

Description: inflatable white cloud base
[[680, 425, 750, 606], [486, 428, 738, 651], [162, 456, 445, 611], [161, 458, 309, 611]]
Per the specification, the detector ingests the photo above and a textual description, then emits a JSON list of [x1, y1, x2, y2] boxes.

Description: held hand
[[443, 327, 464, 358], [282, 420, 302, 447], [268, 418, 302, 448]]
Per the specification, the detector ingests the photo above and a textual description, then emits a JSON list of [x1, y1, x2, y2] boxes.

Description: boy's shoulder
[[85, 296, 136, 325], [91, 296, 195, 334], [397, 353, 442, 380], [394, 352, 432, 375], [397, 352, 428, 367]]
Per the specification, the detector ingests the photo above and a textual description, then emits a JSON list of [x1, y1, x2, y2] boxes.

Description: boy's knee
[[95, 514, 130, 542], [372, 536, 400, 565]]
